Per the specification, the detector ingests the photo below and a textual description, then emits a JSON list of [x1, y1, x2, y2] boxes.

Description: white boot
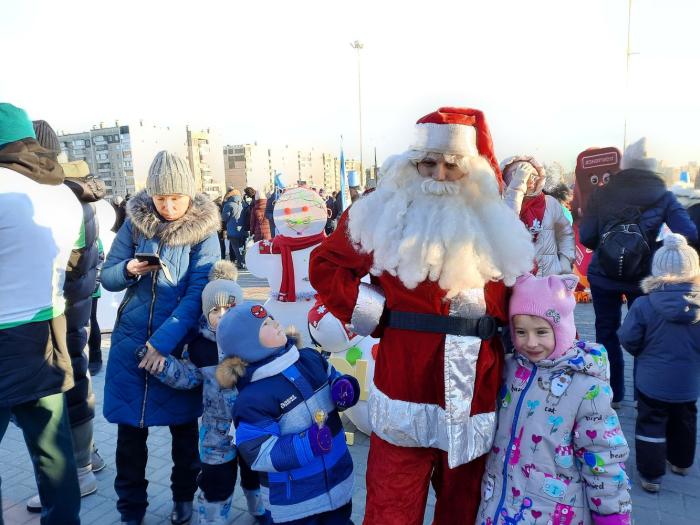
[[194, 492, 232, 525], [77, 464, 98, 497], [243, 488, 266, 516], [26, 465, 96, 512]]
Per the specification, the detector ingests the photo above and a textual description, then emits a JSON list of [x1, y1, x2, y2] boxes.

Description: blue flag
[[339, 143, 348, 212]]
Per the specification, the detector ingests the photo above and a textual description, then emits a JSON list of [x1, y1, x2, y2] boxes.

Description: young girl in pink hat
[[477, 274, 632, 525]]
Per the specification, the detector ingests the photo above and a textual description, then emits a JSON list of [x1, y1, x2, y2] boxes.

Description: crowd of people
[[1, 101, 699, 525]]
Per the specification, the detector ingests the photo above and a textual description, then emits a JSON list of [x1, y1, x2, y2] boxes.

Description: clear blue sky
[[2, 0, 698, 168]]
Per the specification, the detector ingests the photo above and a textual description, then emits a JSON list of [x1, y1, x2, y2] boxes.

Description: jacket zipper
[[114, 291, 133, 331], [139, 242, 163, 428], [492, 364, 537, 524]]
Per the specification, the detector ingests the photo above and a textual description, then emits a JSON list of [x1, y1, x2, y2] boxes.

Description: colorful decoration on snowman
[[308, 297, 378, 436], [245, 187, 329, 341], [572, 147, 621, 300]]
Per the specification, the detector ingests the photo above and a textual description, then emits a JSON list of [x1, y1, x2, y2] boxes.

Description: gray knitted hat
[[32, 120, 61, 155], [146, 151, 196, 198], [651, 233, 700, 278], [202, 260, 244, 317]]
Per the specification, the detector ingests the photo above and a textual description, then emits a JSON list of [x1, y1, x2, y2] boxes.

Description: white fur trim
[[411, 123, 478, 156]]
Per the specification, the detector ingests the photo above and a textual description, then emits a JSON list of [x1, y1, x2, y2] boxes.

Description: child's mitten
[[331, 376, 360, 409], [308, 424, 333, 456]]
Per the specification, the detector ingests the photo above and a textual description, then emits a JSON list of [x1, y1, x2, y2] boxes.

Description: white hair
[[348, 150, 535, 298]]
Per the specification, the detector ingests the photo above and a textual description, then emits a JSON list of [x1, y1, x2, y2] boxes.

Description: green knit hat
[[0, 103, 36, 147]]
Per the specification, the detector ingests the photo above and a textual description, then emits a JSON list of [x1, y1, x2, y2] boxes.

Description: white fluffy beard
[[348, 152, 535, 298]]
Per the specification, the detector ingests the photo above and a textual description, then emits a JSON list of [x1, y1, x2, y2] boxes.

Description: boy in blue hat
[[216, 302, 359, 524]]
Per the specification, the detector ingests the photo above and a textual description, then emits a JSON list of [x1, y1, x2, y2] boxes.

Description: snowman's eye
[[602, 173, 611, 184], [590, 175, 599, 185]]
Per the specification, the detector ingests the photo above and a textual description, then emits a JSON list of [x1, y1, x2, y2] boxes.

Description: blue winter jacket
[[618, 275, 700, 402], [221, 194, 243, 238], [101, 191, 221, 427], [230, 341, 358, 523], [580, 169, 698, 292]]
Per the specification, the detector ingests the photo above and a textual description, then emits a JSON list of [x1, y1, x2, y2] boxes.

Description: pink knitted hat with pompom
[[509, 273, 579, 359]]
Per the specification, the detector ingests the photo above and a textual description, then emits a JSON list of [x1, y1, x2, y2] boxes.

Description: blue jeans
[[0, 393, 80, 525], [590, 282, 641, 402]]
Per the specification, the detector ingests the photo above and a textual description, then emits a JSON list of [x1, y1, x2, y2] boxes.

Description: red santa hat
[[411, 107, 503, 186]]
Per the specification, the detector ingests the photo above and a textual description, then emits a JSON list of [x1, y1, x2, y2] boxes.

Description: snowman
[[245, 187, 329, 341], [307, 296, 378, 436]]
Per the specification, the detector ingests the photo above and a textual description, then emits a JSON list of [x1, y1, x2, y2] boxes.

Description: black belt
[[386, 310, 500, 340]]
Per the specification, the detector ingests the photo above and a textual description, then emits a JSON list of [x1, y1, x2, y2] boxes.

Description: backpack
[[238, 201, 252, 235], [597, 208, 651, 281]]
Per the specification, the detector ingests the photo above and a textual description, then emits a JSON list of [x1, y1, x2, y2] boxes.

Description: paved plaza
[[1, 271, 698, 524]]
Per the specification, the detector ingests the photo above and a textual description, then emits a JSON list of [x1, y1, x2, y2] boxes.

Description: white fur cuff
[[351, 283, 386, 336]]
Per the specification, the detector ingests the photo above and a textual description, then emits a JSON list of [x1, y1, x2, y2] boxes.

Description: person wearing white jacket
[[501, 155, 575, 276]]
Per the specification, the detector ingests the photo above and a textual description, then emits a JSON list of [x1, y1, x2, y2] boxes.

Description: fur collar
[[214, 331, 304, 389], [641, 274, 700, 293], [127, 190, 220, 247]]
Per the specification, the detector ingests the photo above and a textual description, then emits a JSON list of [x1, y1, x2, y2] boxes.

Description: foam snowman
[[245, 187, 329, 341], [308, 296, 378, 436]]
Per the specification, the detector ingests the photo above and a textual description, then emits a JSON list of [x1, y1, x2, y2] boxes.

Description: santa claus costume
[[309, 107, 534, 525]]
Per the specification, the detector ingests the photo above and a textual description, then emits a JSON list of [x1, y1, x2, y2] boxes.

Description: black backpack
[[597, 208, 651, 281]]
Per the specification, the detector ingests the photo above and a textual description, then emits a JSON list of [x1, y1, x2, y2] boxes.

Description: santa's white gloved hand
[[508, 162, 537, 191], [559, 254, 573, 274]]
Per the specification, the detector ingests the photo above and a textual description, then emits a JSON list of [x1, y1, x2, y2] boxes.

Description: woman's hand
[[138, 342, 166, 374], [126, 259, 160, 277]]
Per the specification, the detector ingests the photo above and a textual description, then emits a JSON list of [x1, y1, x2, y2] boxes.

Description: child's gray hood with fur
[[127, 190, 220, 247]]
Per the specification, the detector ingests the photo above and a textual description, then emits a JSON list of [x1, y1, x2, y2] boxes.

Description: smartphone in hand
[[135, 253, 162, 267]]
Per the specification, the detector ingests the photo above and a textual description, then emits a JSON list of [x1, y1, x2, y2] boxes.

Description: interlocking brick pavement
[[1, 272, 697, 524]]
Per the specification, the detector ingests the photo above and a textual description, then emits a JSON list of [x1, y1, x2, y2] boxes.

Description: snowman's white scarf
[[348, 152, 535, 298]]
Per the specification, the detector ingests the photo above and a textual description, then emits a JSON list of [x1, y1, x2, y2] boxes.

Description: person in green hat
[[0, 102, 83, 524]]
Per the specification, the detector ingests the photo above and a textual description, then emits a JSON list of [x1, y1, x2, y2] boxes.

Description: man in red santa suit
[[309, 107, 535, 525]]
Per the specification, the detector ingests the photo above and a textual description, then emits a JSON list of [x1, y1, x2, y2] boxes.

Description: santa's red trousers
[[363, 434, 485, 525]]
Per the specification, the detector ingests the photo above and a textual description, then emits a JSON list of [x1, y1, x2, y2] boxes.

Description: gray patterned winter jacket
[[477, 342, 632, 525], [155, 320, 237, 464]]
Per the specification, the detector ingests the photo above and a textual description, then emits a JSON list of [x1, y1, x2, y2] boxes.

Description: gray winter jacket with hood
[[477, 343, 631, 525], [618, 275, 700, 402]]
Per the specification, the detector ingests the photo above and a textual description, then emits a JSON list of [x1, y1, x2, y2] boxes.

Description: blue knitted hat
[[216, 302, 280, 363]]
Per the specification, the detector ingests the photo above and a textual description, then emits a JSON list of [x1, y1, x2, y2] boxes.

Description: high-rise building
[[60, 121, 224, 198], [222, 143, 365, 195], [186, 127, 225, 198]]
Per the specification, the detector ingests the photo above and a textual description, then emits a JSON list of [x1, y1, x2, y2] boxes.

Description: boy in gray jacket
[[619, 233, 700, 493]]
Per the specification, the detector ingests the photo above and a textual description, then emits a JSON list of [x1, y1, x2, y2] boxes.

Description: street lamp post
[[350, 40, 364, 182]]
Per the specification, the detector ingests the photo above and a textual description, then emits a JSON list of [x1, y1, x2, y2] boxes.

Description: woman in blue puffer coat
[[101, 151, 220, 525], [580, 138, 697, 406]]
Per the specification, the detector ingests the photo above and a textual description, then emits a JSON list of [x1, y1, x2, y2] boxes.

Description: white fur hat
[[620, 137, 658, 172]]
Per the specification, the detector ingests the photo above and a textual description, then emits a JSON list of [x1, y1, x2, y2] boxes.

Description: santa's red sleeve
[[309, 211, 374, 327]]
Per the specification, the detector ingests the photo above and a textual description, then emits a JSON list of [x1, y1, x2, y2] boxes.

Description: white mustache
[[421, 178, 461, 196]]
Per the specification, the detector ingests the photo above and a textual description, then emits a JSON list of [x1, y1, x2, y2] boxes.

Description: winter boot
[[668, 461, 690, 476], [194, 492, 232, 524], [26, 465, 97, 512], [244, 488, 271, 522], [91, 447, 106, 473]]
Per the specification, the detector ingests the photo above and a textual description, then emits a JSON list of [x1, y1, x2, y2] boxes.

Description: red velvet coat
[[309, 212, 508, 429]]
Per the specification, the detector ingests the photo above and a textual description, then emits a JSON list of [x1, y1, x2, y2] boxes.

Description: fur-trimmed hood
[[126, 190, 220, 247], [215, 331, 304, 389], [640, 275, 700, 323]]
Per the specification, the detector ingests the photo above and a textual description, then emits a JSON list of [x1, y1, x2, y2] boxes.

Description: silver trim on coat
[[350, 283, 385, 336], [368, 288, 497, 468]]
